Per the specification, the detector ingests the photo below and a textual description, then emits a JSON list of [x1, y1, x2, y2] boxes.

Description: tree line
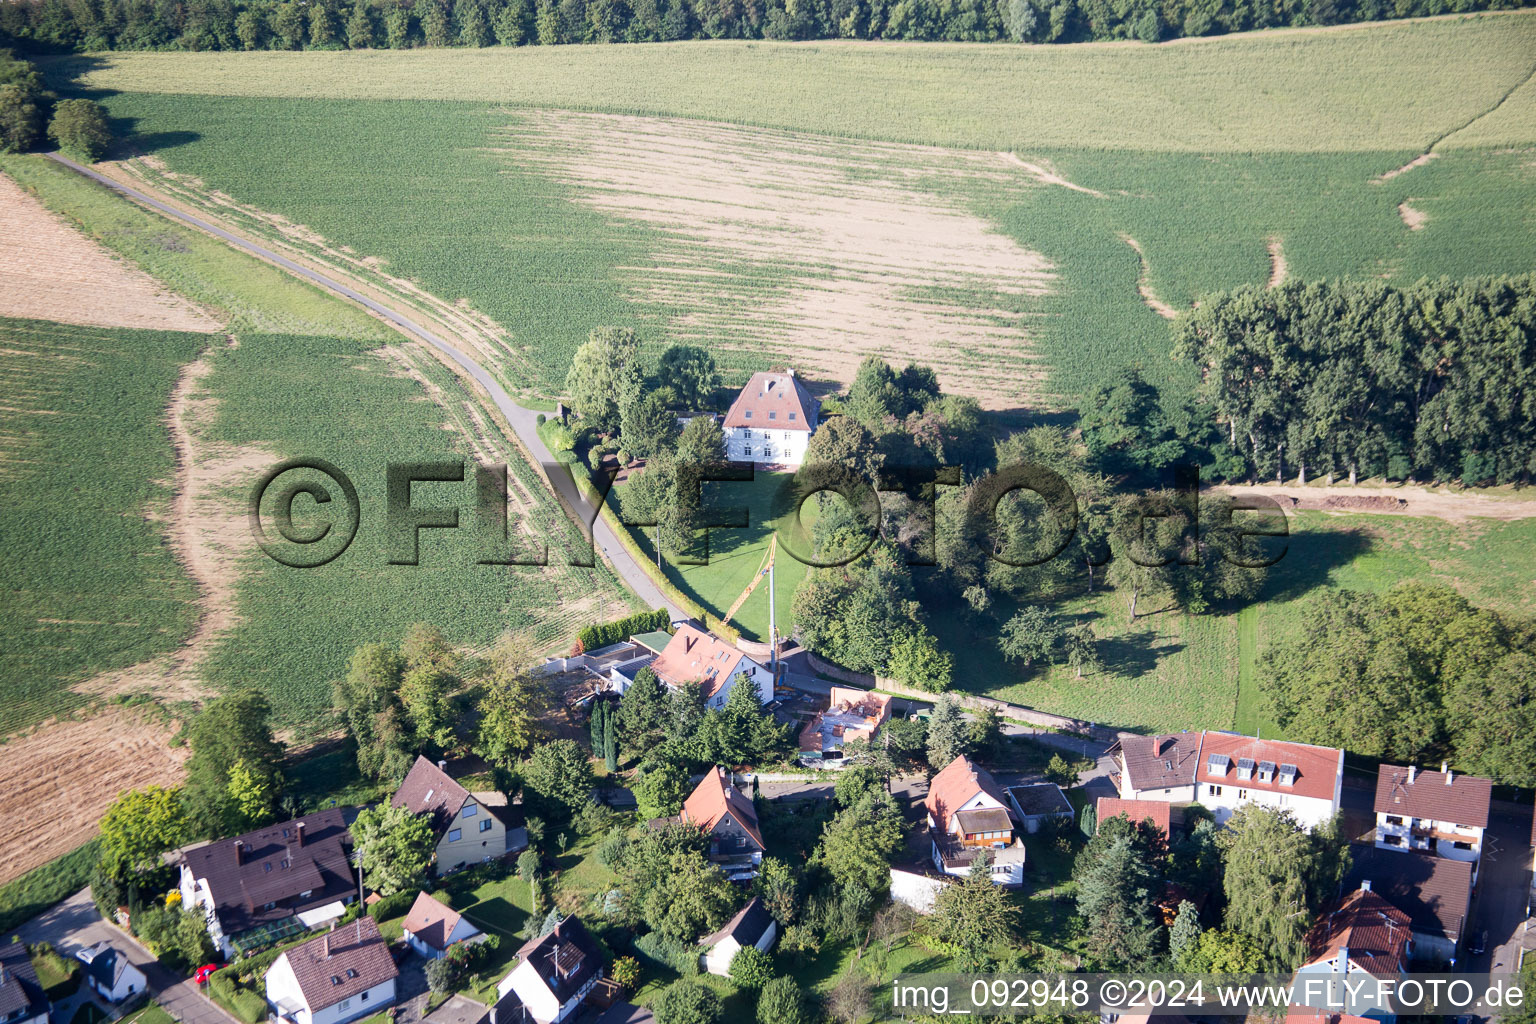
[[3, 0, 1528, 56], [0, 50, 110, 158], [1174, 275, 1536, 486]]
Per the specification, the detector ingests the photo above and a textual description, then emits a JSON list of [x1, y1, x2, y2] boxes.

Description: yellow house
[[391, 757, 510, 875]]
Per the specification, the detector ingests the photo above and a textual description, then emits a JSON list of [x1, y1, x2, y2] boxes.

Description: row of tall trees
[[1174, 275, 1536, 486], [0, 51, 110, 158], [9, 0, 1511, 54]]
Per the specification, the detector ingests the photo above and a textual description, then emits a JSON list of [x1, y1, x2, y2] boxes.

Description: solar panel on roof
[[1208, 753, 1231, 774], [1237, 758, 1255, 770]]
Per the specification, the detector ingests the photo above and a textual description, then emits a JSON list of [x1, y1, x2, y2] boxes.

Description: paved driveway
[[1468, 804, 1534, 975]]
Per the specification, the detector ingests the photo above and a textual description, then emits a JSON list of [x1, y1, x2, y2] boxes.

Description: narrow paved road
[[48, 153, 685, 621]]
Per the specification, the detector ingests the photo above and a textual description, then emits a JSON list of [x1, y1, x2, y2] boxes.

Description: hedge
[[632, 932, 699, 977], [368, 888, 421, 923], [578, 608, 670, 652]]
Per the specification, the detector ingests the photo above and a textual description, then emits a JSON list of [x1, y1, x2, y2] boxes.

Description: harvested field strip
[[0, 171, 220, 333], [0, 317, 203, 734], [490, 111, 1057, 408]]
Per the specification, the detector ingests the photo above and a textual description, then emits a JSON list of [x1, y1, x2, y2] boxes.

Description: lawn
[[0, 316, 202, 732]]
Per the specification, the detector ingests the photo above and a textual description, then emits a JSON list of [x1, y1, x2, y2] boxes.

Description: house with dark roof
[[698, 897, 778, 976], [0, 942, 51, 1024], [675, 767, 765, 881], [76, 943, 146, 1005], [1373, 764, 1491, 881], [1293, 888, 1413, 1022], [1110, 733, 1203, 802], [403, 891, 484, 960], [925, 756, 1025, 886], [1345, 845, 1473, 963], [722, 370, 819, 468], [177, 808, 356, 958], [494, 916, 604, 1024], [648, 625, 772, 711], [264, 918, 399, 1024], [392, 757, 510, 874], [1004, 784, 1073, 834]]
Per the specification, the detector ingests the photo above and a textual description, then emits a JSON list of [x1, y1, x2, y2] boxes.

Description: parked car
[[193, 963, 221, 985], [1471, 931, 1488, 955]]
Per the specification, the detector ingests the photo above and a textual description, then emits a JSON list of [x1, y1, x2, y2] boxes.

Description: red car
[[193, 964, 221, 985]]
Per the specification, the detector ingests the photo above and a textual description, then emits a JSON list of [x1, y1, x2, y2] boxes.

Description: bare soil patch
[[488, 112, 1058, 409], [76, 337, 273, 701], [1266, 237, 1288, 287], [1211, 482, 1536, 522], [0, 705, 188, 885], [1398, 201, 1429, 230], [1373, 152, 1439, 183], [1120, 234, 1180, 320], [0, 171, 221, 333], [999, 152, 1106, 196]]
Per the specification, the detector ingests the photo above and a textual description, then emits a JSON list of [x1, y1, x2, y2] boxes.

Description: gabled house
[[677, 767, 765, 881], [402, 892, 484, 960], [1195, 733, 1344, 830], [75, 944, 145, 1005], [1095, 797, 1173, 839], [264, 918, 399, 1024], [1373, 764, 1491, 881], [494, 915, 605, 1024], [391, 757, 509, 874], [698, 897, 778, 977], [1344, 845, 1473, 963], [925, 756, 1025, 886], [177, 809, 355, 958], [723, 370, 819, 468], [0, 942, 51, 1024], [798, 687, 891, 763], [1293, 887, 1413, 1022], [649, 625, 772, 711]]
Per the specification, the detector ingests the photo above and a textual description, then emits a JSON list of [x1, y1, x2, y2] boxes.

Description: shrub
[[367, 888, 420, 923], [655, 979, 721, 1024], [633, 931, 700, 976], [596, 826, 629, 867], [230, 989, 267, 1024], [536, 412, 547, 426], [757, 976, 809, 1024], [48, 98, 111, 161], [728, 944, 775, 989], [610, 954, 640, 989]]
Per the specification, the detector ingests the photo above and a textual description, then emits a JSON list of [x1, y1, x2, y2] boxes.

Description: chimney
[[438, 760, 448, 771], [324, 933, 331, 958], [786, 368, 796, 378], [295, 821, 306, 847], [1441, 761, 1449, 774], [1445, 767, 1454, 785], [233, 839, 245, 865], [1361, 879, 1371, 892], [1407, 766, 1416, 784]]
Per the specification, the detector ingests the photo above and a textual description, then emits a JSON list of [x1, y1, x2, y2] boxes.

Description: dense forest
[[2, 0, 1531, 53]]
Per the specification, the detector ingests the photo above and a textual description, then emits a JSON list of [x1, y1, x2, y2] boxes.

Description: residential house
[[0, 942, 51, 1024], [494, 915, 605, 1024], [177, 808, 355, 958], [1344, 845, 1474, 963], [1110, 733, 1203, 803], [1095, 797, 1173, 838], [75, 944, 146, 1005], [1195, 733, 1344, 829], [925, 756, 1026, 886], [698, 897, 778, 977], [392, 757, 510, 874], [1374, 764, 1491, 882], [265, 918, 399, 1024], [675, 767, 765, 881], [798, 687, 891, 763], [723, 370, 819, 468], [1006, 784, 1074, 834], [649, 625, 773, 711], [1293, 887, 1413, 1022], [402, 892, 484, 960]]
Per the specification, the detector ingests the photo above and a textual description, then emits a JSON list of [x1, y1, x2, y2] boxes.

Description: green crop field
[[0, 316, 203, 733], [1, 155, 635, 733]]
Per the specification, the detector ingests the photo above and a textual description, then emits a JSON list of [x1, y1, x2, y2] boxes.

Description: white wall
[[724, 426, 811, 467], [1196, 782, 1337, 830], [1121, 779, 1197, 803], [308, 980, 396, 1024], [890, 869, 947, 914], [704, 661, 774, 710]]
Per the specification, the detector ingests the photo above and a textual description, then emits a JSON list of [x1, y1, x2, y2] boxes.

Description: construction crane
[[721, 535, 778, 669]]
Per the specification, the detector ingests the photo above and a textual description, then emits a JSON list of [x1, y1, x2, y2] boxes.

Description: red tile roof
[[1374, 766, 1491, 828], [1197, 732, 1342, 802], [1304, 887, 1412, 978], [926, 756, 1012, 835], [681, 767, 765, 851], [278, 917, 398, 1013], [650, 625, 755, 701], [1096, 797, 1172, 836], [723, 372, 818, 432], [402, 892, 474, 952]]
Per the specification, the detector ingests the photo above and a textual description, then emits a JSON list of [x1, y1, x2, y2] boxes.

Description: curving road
[[47, 153, 684, 619]]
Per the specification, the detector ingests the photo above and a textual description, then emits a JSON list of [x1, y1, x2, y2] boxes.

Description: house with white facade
[[1110, 733, 1203, 803], [494, 916, 604, 1024], [925, 756, 1026, 886], [76, 944, 146, 1005], [1292, 887, 1412, 1023], [402, 892, 484, 960], [1373, 764, 1491, 883], [265, 919, 398, 1024], [0, 942, 51, 1024], [392, 757, 511, 874], [1194, 733, 1344, 830], [177, 808, 356, 959], [649, 625, 772, 711], [698, 897, 778, 977], [722, 370, 819, 469]]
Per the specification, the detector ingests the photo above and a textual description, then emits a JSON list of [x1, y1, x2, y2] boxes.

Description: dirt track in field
[[488, 112, 1058, 409], [1267, 237, 1288, 287], [1212, 482, 1536, 522], [1120, 234, 1180, 319], [0, 171, 221, 333], [0, 705, 188, 885]]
